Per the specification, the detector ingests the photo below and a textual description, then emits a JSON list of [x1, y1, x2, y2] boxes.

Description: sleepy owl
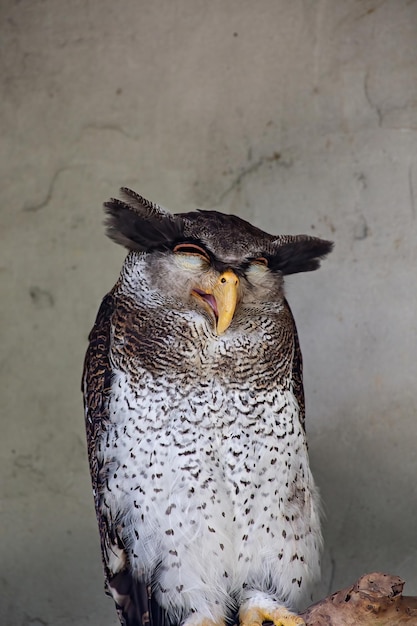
[[82, 188, 333, 626]]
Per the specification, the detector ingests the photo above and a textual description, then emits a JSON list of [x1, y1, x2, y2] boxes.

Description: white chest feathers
[[98, 370, 321, 616]]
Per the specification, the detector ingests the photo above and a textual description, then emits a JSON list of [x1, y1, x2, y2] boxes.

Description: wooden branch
[[300, 572, 417, 625]]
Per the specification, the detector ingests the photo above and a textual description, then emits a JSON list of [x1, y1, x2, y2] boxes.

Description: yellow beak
[[192, 270, 239, 335], [213, 270, 239, 334]]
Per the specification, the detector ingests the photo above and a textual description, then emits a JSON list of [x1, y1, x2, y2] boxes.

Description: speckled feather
[[82, 190, 332, 626]]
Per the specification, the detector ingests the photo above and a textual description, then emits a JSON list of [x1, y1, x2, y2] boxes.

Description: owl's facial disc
[[191, 270, 239, 335]]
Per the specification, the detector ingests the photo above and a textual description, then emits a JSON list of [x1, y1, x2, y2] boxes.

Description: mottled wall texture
[[1, 1, 416, 624]]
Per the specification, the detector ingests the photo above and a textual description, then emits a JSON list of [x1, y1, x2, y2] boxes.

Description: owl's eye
[[252, 257, 268, 267], [173, 243, 210, 259], [173, 243, 210, 269], [246, 257, 269, 277]]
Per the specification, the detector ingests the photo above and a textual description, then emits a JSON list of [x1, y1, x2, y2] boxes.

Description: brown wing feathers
[[82, 294, 165, 626]]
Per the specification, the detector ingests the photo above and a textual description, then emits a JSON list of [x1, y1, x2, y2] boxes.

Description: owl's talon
[[239, 606, 305, 626]]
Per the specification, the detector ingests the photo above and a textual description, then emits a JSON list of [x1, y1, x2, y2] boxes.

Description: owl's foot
[[239, 606, 305, 626]]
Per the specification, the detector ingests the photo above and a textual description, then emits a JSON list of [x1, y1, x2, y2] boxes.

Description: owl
[[82, 188, 333, 626]]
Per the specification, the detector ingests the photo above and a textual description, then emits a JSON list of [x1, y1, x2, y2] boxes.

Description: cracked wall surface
[[1, 1, 416, 625]]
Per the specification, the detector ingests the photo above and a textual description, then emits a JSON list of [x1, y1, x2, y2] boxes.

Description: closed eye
[[173, 243, 210, 270], [173, 243, 210, 262], [251, 257, 268, 267], [246, 257, 269, 278]]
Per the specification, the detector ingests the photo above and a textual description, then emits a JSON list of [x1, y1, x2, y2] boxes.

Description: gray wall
[[1, 1, 416, 625]]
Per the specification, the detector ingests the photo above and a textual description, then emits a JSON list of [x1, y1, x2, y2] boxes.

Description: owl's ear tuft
[[104, 190, 184, 252], [270, 236, 333, 275], [119, 187, 172, 219]]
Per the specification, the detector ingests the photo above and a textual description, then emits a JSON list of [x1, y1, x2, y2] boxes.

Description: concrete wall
[[1, 1, 416, 624]]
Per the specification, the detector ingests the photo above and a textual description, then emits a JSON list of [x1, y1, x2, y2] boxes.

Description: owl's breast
[[100, 364, 313, 588], [111, 296, 291, 384]]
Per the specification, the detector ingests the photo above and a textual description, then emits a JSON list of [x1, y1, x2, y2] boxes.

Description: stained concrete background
[[1, 1, 417, 625]]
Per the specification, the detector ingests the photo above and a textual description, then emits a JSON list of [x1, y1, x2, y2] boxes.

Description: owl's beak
[[192, 270, 239, 335]]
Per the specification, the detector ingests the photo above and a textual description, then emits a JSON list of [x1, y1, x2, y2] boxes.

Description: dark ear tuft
[[270, 236, 333, 275], [119, 187, 171, 219], [104, 190, 184, 252]]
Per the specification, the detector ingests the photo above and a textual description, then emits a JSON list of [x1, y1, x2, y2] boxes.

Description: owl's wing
[[283, 299, 306, 432], [82, 294, 165, 626]]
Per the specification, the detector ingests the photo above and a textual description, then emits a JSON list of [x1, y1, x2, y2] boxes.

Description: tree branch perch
[[300, 572, 417, 625]]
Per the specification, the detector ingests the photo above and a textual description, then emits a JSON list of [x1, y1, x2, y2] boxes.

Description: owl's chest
[[106, 365, 303, 492], [108, 305, 300, 450], [103, 368, 307, 563], [114, 308, 285, 388], [105, 311, 303, 505]]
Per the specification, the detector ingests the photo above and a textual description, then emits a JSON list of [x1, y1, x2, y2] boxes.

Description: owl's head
[[105, 188, 333, 334]]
